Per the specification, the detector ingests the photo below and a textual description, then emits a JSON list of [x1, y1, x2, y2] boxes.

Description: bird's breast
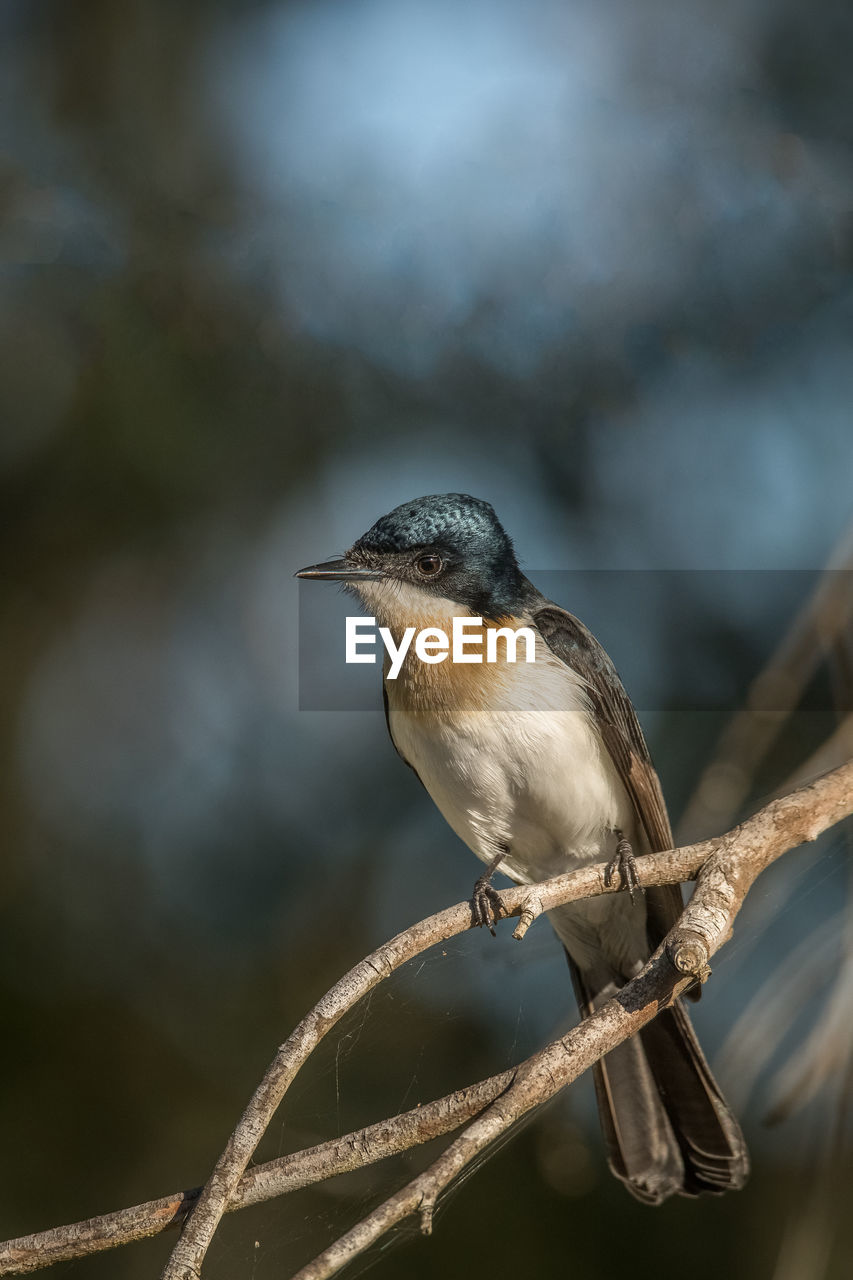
[[386, 639, 634, 882], [385, 615, 529, 713]]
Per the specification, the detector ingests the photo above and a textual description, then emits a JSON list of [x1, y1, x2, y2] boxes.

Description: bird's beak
[[295, 556, 384, 582]]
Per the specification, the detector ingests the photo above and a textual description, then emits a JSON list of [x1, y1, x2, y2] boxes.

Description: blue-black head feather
[[350, 493, 528, 615]]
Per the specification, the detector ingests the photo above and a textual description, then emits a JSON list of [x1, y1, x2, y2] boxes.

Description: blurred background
[[2, 0, 853, 1276]]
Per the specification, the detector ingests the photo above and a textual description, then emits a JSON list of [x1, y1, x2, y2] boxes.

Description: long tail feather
[[568, 955, 749, 1203]]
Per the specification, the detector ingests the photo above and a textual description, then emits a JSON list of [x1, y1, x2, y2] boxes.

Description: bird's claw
[[471, 878, 503, 935], [604, 831, 643, 904], [470, 850, 507, 937]]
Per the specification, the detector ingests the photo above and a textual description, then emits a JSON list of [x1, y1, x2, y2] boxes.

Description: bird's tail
[[568, 958, 749, 1204]]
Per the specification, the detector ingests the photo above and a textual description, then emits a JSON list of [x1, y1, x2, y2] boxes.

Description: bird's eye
[[415, 553, 443, 578]]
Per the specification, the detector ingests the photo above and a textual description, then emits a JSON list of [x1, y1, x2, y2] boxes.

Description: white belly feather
[[385, 635, 649, 974], [390, 692, 627, 881]]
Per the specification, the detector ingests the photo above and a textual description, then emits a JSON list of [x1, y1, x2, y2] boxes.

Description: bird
[[296, 492, 749, 1204]]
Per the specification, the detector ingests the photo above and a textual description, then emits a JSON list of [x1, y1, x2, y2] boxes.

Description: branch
[[0, 1071, 516, 1275], [292, 951, 696, 1280], [287, 761, 853, 1280], [677, 529, 853, 842], [0, 762, 849, 1277]]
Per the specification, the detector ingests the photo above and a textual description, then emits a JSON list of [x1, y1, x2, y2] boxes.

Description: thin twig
[[0, 1072, 516, 1275], [677, 529, 853, 844], [289, 949, 696, 1280]]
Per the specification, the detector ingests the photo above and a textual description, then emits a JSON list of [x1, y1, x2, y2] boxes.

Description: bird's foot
[[604, 830, 643, 904], [471, 852, 505, 936]]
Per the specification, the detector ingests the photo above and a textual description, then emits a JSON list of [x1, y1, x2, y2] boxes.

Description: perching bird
[[297, 492, 748, 1203]]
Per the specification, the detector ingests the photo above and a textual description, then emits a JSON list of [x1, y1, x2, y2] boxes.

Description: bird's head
[[296, 493, 526, 625]]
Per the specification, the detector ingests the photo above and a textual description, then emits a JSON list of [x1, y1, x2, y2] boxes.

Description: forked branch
[[0, 762, 850, 1279]]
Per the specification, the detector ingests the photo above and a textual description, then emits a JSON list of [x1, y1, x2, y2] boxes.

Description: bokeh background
[[2, 1, 853, 1277]]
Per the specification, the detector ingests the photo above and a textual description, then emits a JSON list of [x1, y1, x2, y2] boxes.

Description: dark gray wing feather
[[533, 604, 684, 946], [536, 605, 748, 1198], [383, 682, 423, 785]]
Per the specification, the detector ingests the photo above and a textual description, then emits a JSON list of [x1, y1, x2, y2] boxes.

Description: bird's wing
[[382, 681, 424, 785], [533, 604, 684, 943]]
